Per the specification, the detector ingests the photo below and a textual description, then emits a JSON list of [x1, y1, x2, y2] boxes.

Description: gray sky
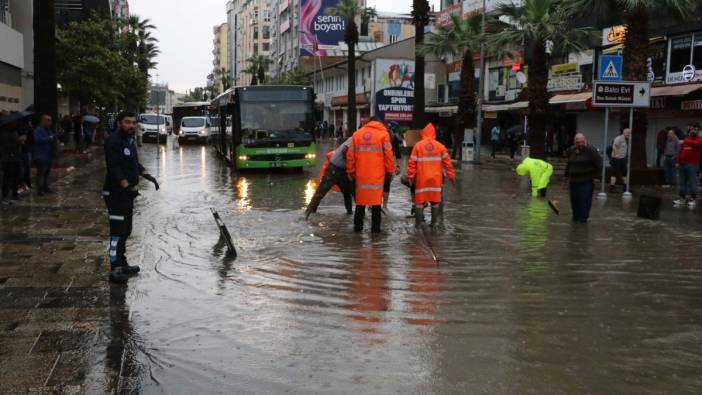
[[129, 0, 440, 93]]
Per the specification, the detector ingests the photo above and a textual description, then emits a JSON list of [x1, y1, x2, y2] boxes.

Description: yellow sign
[[551, 63, 578, 75], [603, 25, 627, 46]]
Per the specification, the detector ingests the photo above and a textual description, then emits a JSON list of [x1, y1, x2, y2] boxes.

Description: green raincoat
[[516, 158, 553, 197]]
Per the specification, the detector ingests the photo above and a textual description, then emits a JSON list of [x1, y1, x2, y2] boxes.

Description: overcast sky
[[129, 0, 440, 93]]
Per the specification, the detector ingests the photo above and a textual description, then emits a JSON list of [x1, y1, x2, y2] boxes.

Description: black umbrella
[[0, 110, 33, 127]]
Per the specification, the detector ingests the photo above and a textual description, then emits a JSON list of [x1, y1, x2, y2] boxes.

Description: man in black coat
[[103, 111, 159, 284]]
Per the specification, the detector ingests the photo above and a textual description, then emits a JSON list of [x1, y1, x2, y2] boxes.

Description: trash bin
[[520, 145, 530, 158], [462, 142, 474, 162]]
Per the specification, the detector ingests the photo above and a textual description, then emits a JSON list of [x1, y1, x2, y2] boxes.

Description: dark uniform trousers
[[104, 189, 135, 268], [308, 163, 354, 214]]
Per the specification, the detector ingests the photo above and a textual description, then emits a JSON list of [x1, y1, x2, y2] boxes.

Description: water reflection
[[178, 146, 184, 176], [347, 246, 389, 338], [515, 199, 550, 272], [405, 241, 444, 326], [200, 146, 207, 179], [236, 177, 251, 211]]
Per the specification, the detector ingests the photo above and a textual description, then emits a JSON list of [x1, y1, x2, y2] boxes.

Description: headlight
[[305, 153, 316, 159], [160, 127, 166, 133], [238, 155, 249, 161], [200, 130, 207, 135]]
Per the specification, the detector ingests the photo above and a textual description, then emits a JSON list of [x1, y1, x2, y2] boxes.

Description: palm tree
[[244, 65, 259, 85], [360, 7, 377, 37], [489, 0, 593, 159], [219, 68, 232, 92], [421, 13, 483, 160], [326, 0, 375, 136], [246, 55, 272, 85], [412, 0, 431, 129], [566, 0, 701, 169], [33, 0, 58, 121]]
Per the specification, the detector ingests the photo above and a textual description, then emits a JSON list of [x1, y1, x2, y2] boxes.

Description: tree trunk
[[346, 37, 357, 136], [623, 6, 649, 170], [412, 21, 426, 129], [452, 51, 476, 159], [34, 0, 58, 123], [526, 42, 548, 160]]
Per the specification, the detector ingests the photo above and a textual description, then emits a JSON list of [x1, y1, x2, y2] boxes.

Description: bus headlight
[[238, 155, 249, 161], [200, 130, 207, 135], [305, 153, 316, 160]]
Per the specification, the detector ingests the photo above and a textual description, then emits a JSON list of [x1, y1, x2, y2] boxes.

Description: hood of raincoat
[[516, 158, 533, 176], [421, 123, 436, 140]]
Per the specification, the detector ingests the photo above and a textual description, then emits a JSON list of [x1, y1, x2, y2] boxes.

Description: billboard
[[300, 0, 347, 57], [374, 59, 415, 123]]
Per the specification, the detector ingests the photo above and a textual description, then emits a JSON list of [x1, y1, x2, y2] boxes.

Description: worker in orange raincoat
[[407, 123, 456, 227], [346, 117, 396, 233]]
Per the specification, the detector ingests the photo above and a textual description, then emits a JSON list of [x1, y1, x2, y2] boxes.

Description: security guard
[[103, 111, 159, 284]]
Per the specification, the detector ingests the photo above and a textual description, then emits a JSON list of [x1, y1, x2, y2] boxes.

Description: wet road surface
[[92, 138, 702, 394]]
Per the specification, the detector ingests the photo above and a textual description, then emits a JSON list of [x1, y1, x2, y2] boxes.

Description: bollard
[[211, 208, 237, 257]]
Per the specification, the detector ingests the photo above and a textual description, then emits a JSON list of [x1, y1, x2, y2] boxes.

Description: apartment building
[[227, 0, 272, 87], [213, 22, 230, 94], [0, 0, 33, 112]]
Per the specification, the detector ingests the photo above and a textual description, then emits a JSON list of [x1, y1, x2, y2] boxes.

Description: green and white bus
[[210, 85, 317, 169]]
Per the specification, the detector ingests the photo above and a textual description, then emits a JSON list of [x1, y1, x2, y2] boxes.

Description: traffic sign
[[592, 81, 651, 108], [599, 55, 623, 81]]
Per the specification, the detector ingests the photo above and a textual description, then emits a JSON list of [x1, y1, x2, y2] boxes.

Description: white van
[[138, 113, 168, 144], [178, 116, 210, 144]]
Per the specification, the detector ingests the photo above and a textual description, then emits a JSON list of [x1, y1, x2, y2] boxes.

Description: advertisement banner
[[300, 0, 347, 57], [375, 59, 415, 123]]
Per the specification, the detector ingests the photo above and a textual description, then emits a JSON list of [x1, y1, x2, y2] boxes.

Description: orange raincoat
[[346, 121, 396, 206], [407, 124, 455, 205], [319, 151, 340, 192]]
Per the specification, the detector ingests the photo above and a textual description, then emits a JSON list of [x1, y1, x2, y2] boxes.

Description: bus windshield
[[240, 102, 312, 142], [140, 115, 165, 124]]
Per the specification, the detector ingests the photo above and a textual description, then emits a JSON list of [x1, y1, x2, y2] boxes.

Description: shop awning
[[550, 92, 592, 104], [482, 101, 528, 112], [651, 84, 702, 97], [330, 93, 368, 107], [425, 105, 458, 113]]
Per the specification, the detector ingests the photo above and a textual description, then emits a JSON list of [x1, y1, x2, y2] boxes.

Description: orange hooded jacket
[[407, 124, 455, 205], [346, 121, 396, 206], [319, 151, 340, 192]]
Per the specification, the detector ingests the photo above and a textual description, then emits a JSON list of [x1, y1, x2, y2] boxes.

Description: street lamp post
[[474, 0, 486, 165]]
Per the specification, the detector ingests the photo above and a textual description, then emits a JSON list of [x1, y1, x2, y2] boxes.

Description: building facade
[[0, 0, 33, 112], [227, 0, 272, 87], [213, 22, 230, 94]]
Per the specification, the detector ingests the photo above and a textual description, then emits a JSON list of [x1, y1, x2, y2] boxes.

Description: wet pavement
[[2, 138, 702, 394]]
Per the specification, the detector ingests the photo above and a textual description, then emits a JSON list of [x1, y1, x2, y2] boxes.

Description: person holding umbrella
[[82, 114, 100, 152], [33, 114, 56, 195]]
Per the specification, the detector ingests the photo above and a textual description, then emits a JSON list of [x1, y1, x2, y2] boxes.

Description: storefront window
[[669, 35, 692, 73], [693, 33, 702, 69]]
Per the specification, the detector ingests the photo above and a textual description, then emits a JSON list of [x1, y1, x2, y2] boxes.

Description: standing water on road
[[96, 140, 702, 394]]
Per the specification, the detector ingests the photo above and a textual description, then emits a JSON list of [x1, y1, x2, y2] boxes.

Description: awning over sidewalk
[[651, 84, 702, 97], [549, 92, 592, 104], [482, 101, 528, 112]]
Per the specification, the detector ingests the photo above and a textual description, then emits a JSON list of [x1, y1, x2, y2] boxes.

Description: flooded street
[[98, 138, 702, 394]]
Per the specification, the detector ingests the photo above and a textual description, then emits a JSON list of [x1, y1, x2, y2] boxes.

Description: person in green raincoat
[[516, 157, 553, 197]]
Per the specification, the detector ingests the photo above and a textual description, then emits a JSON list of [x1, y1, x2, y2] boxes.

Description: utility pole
[[34, 0, 58, 124], [474, 0, 486, 164]]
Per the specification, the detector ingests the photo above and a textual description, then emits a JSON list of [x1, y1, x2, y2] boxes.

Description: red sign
[[682, 100, 702, 111], [435, 4, 462, 27], [384, 112, 413, 122]]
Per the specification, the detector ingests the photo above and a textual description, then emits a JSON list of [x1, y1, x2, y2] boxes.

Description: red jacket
[[677, 135, 702, 166]]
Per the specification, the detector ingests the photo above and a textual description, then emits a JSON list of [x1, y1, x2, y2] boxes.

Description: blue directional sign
[[599, 55, 623, 81]]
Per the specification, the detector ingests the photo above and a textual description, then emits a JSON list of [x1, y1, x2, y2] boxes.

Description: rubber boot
[[415, 206, 425, 228], [121, 258, 140, 275], [430, 205, 440, 228], [109, 266, 128, 284], [371, 206, 382, 233]]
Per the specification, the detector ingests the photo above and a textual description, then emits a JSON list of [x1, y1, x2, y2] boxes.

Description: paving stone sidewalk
[[0, 148, 127, 393]]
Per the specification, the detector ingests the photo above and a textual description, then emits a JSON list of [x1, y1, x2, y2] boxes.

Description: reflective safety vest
[[516, 157, 553, 197], [346, 121, 396, 206], [319, 151, 340, 192], [407, 123, 455, 205]]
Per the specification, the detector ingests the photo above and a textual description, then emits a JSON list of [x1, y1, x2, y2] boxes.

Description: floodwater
[[95, 139, 702, 394]]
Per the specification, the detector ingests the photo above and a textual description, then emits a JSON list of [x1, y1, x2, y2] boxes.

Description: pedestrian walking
[[82, 116, 96, 152], [565, 133, 602, 224], [103, 111, 159, 284], [306, 138, 355, 218], [60, 115, 72, 144], [17, 121, 33, 193], [507, 125, 521, 160], [490, 125, 501, 159], [656, 128, 667, 168], [674, 125, 702, 207], [516, 157, 553, 197], [609, 128, 630, 193], [663, 129, 680, 188], [71, 113, 82, 151], [407, 123, 456, 227], [0, 119, 22, 202], [346, 117, 396, 233], [32, 114, 56, 196]]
